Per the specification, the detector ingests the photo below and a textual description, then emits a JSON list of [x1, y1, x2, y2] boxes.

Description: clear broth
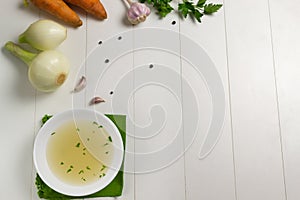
[[46, 120, 114, 186]]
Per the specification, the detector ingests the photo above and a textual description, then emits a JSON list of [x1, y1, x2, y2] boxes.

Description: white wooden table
[[1, 0, 299, 199]]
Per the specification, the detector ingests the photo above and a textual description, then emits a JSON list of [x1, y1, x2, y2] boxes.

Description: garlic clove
[[90, 97, 105, 105], [127, 2, 151, 25], [72, 76, 86, 93]]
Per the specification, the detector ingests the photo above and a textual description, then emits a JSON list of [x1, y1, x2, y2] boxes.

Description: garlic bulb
[[18, 19, 67, 50], [126, 1, 151, 25], [5, 41, 69, 92]]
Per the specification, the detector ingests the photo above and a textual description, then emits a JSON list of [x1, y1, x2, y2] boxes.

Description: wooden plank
[[269, 0, 300, 199], [85, 0, 135, 199], [133, 12, 186, 200], [224, 0, 286, 199], [179, 0, 237, 199], [0, 1, 38, 199]]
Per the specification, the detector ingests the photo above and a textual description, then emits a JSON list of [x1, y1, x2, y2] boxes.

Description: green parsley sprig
[[139, 0, 222, 23], [140, 0, 173, 18], [179, 0, 222, 22]]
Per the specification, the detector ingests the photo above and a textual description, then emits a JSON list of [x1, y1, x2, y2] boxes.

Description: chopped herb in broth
[[46, 120, 114, 186], [100, 165, 106, 171]]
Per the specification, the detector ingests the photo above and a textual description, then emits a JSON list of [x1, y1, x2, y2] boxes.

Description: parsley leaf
[[196, 0, 206, 7], [157, 4, 174, 17], [204, 3, 222, 14], [194, 9, 204, 23], [178, 3, 189, 18]]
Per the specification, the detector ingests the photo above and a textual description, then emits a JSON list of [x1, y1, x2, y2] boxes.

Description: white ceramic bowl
[[33, 109, 124, 196]]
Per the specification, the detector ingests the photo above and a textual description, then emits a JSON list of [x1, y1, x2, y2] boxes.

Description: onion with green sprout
[[5, 41, 70, 92]]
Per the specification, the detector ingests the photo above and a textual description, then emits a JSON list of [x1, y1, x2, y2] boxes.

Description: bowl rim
[[33, 108, 124, 196]]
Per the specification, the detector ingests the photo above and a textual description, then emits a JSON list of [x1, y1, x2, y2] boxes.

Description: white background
[[0, 0, 299, 199]]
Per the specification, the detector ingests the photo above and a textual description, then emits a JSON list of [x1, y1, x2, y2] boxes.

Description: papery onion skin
[[18, 19, 67, 50]]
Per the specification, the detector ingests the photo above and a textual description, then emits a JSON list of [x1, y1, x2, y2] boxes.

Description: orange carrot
[[64, 0, 107, 20], [30, 0, 83, 27]]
